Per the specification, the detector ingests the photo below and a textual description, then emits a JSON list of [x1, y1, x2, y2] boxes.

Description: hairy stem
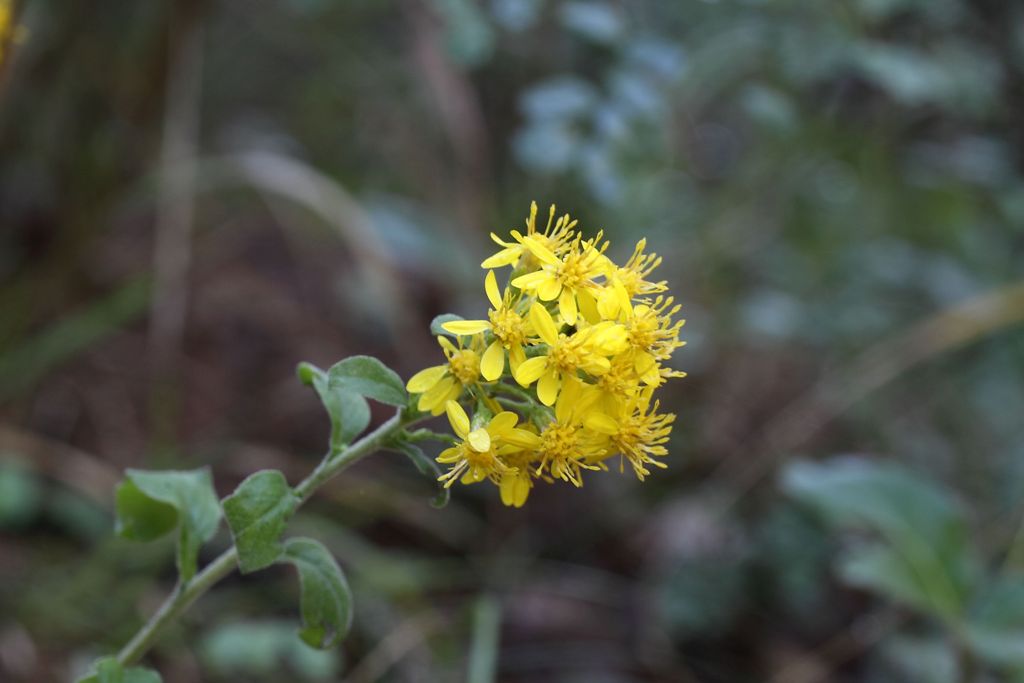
[[117, 407, 420, 666]]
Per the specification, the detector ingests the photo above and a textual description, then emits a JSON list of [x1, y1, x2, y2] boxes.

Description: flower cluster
[[406, 202, 685, 507]]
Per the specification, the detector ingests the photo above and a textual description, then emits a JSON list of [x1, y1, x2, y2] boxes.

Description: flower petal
[[584, 412, 618, 435], [613, 277, 632, 316], [436, 446, 462, 463], [505, 428, 542, 449], [509, 343, 526, 373], [537, 369, 561, 406], [480, 339, 505, 381], [467, 427, 491, 453], [538, 276, 562, 301], [521, 235, 561, 266], [597, 285, 619, 320], [445, 400, 471, 438], [500, 471, 531, 508], [514, 356, 548, 386], [419, 376, 456, 412], [530, 302, 559, 346], [443, 320, 492, 335], [510, 270, 548, 292], [488, 411, 519, 435], [484, 270, 503, 310], [481, 247, 520, 269], [558, 288, 577, 326], [406, 365, 447, 393], [577, 288, 601, 324]]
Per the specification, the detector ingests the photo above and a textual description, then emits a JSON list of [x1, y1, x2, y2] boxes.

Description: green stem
[[467, 594, 502, 683], [117, 407, 422, 666], [403, 428, 457, 445], [489, 382, 535, 403], [117, 549, 238, 665]]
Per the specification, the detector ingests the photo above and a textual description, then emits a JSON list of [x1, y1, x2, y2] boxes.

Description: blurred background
[[2, 0, 1024, 681]]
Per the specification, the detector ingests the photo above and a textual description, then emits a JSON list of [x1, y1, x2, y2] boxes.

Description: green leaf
[[278, 537, 354, 649], [296, 361, 321, 387], [780, 457, 978, 620], [328, 355, 407, 407], [964, 577, 1024, 669], [199, 620, 340, 679], [389, 440, 449, 508], [76, 657, 162, 683], [223, 470, 299, 573], [430, 313, 465, 337], [300, 362, 372, 453], [0, 462, 42, 528], [115, 468, 221, 582], [838, 544, 954, 618]]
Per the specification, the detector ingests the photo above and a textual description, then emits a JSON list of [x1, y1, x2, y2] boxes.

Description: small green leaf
[[278, 537, 353, 649], [390, 440, 449, 508], [115, 468, 221, 582], [76, 657, 162, 683], [223, 470, 299, 573], [115, 481, 178, 541], [301, 362, 372, 453], [430, 313, 465, 337], [328, 355, 407, 407], [296, 361, 320, 386]]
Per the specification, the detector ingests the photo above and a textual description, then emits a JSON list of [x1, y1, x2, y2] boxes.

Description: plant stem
[[467, 594, 502, 683], [117, 407, 420, 666], [489, 382, 535, 403], [117, 548, 237, 665]]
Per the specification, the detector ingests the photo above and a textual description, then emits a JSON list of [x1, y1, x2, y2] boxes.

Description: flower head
[[406, 202, 685, 506], [437, 401, 540, 488], [597, 388, 676, 481], [406, 334, 484, 414], [481, 201, 577, 270]]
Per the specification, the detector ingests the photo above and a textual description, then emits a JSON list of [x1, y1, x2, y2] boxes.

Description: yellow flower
[[597, 239, 667, 320], [406, 201, 685, 507], [441, 270, 533, 381], [510, 232, 610, 325], [593, 354, 644, 413], [596, 388, 675, 481], [498, 447, 539, 508], [513, 302, 627, 405], [623, 295, 686, 385], [406, 335, 483, 414], [436, 401, 540, 487], [481, 201, 577, 270], [531, 379, 615, 487]]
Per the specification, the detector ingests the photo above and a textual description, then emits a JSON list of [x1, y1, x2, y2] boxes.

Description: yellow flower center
[[448, 349, 480, 385], [609, 406, 673, 480], [597, 360, 634, 399], [489, 307, 527, 347], [555, 250, 591, 292], [462, 442, 501, 469], [536, 421, 594, 486], [626, 308, 660, 351], [611, 415, 644, 455], [547, 335, 584, 373]]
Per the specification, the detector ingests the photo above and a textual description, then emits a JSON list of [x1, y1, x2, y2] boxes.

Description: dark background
[[1, 1, 1023, 681]]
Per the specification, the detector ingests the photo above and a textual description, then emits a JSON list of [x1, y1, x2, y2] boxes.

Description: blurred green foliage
[[1, 0, 1023, 681]]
